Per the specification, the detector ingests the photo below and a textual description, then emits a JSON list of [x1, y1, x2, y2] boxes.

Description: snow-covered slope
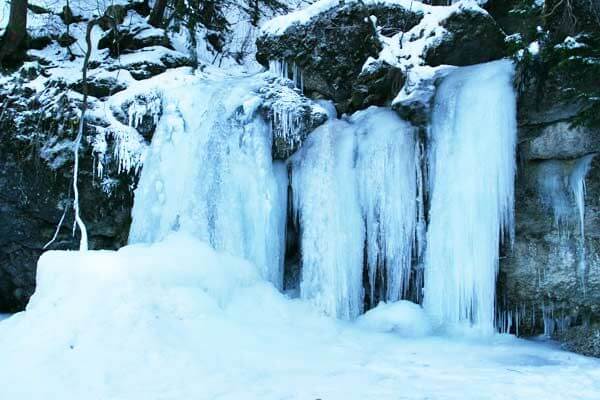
[[1, 235, 600, 399]]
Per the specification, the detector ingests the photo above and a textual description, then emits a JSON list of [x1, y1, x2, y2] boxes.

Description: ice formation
[[423, 60, 517, 334], [290, 118, 365, 319], [537, 153, 596, 281], [290, 107, 420, 318], [570, 154, 595, 279], [129, 77, 288, 288], [268, 60, 304, 91]]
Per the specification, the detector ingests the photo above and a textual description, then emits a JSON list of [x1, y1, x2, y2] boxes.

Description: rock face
[[0, 79, 136, 312], [257, 1, 507, 116], [493, 0, 600, 354], [422, 7, 506, 67], [257, 2, 423, 113]]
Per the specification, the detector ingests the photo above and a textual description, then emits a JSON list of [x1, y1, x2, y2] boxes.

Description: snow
[[363, 1, 491, 110], [424, 60, 517, 334], [357, 301, 433, 336], [528, 40, 541, 55], [561, 36, 588, 50], [290, 107, 420, 318], [1, 235, 600, 399], [262, 0, 431, 36]]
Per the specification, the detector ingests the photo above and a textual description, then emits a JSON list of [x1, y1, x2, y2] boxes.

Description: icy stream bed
[[0, 235, 598, 400]]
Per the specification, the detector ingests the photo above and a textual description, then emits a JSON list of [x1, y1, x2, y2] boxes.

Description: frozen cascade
[[423, 60, 517, 334], [290, 107, 420, 319], [129, 77, 288, 288]]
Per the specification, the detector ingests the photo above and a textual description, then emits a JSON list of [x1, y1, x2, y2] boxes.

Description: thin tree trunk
[[72, 19, 99, 252], [148, 0, 168, 27], [0, 0, 28, 64]]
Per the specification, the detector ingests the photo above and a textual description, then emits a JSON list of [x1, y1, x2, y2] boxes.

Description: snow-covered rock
[[257, 0, 507, 117]]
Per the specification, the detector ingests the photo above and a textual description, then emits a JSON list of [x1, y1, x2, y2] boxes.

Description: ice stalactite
[[290, 107, 419, 319], [271, 97, 304, 151], [291, 119, 364, 319], [537, 153, 595, 284], [423, 60, 517, 334], [354, 109, 420, 305], [269, 60, 304, 91], [569, 154, 595, 281], [129, 78, 288, 288]]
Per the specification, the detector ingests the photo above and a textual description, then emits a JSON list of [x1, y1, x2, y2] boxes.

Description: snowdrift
[[0, 235, 599, 399]]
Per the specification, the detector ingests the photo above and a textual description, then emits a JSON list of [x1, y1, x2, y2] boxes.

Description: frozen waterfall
[[128, 62, 517, 328], [290, 107, 421, 319], [129, 77, 288, 289], [423, 60, 517, 333]]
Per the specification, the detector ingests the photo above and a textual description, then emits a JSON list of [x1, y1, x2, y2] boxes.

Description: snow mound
[[1, 236, 600, 398], [31, 233, 261, 311], [357, 301, 432, 337]]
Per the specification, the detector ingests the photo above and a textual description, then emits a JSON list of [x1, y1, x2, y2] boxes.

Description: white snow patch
[[262, 0, 431, 36], [357, 300, 433, 336]]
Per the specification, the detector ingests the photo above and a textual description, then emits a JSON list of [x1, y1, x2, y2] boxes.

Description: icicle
[[129, 78, 288, 288], [290, 107, 419, 318], [536, 153, 595, 284], [272, 100, 303, 148], [268, 59, 304, 91], [423, 60, 517, 334], [291, 119, 364, 319], [354, 108, 418, 304], [569, 154, 595, 280], [542, 304, 555, 337]]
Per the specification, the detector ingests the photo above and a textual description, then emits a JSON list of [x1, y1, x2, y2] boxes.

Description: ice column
[[423, 60, 517, 333]]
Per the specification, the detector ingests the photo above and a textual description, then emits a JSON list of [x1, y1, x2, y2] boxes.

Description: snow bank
[[1, 236, 600, 399]]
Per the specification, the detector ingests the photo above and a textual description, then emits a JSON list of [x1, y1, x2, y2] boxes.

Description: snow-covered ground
[[0, 235, 599, 399]]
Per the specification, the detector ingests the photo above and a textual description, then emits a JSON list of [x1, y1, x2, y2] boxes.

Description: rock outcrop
[[257, 1, 422, 112], [0, 75, 137, 311], [257, 0, 507, 116]]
